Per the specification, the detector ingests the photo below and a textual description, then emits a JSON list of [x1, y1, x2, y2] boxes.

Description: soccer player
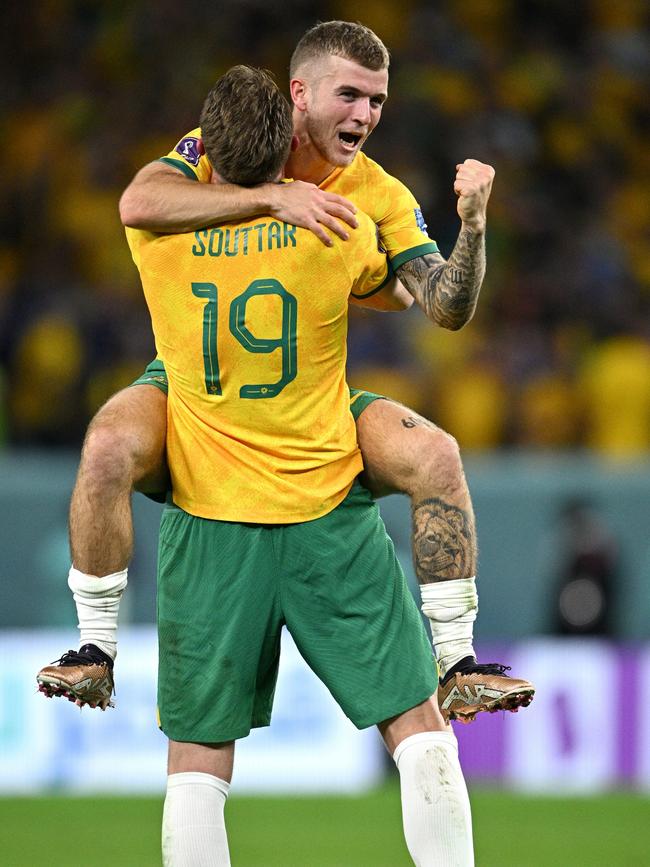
[[38, 21, 533, 722], [144, 65, 471, 865]]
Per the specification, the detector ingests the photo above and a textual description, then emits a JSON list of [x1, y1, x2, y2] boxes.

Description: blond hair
[[289, 20, 390, 78]]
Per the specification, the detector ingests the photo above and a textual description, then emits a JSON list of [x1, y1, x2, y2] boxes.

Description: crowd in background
[[2, 0, 649, 455]]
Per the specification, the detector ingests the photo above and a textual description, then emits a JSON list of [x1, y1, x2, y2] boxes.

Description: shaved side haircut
[[289, 20, 390, 78]]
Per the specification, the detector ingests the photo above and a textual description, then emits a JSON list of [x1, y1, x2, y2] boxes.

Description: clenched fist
[[454, 159, 495, 232]]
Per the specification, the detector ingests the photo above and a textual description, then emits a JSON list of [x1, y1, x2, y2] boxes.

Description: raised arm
[[395, 159, 494, 330], [119, 161, 358, 246]]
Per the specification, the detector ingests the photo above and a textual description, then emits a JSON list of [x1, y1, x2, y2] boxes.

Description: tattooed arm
[[396, 159, 494, 331], [396, 232, 484, 330]]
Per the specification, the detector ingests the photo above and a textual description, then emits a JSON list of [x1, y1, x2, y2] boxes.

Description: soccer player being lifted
[[37, 21, 533, 722]]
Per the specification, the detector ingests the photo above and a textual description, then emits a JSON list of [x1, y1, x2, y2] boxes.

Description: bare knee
[[356, 400, 465, 499], [80, 422, 137, 494], [80, 385, 167, 492], [413, 427, 464, 496], [378, 695, 450, 755], [168, 740, 235, 782]]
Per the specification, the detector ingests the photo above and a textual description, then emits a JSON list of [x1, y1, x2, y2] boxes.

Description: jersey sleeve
[[158, 128, 213, 183], [344, 217, 393, 301], [378, 174, 440, 268]]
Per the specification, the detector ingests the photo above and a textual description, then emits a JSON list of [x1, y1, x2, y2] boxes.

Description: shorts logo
[[414, 208, 428, 233], [175, 136, 205, 167]]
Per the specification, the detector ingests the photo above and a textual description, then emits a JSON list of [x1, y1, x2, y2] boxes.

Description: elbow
[[439, 320, 465, 332], [437, 307, 476, 331], [119, 188, 148, 228], [118, 189, 137, 227]]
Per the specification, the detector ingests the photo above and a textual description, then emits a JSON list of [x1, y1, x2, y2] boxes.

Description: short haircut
[[289, 20, 390, 78], [200, 65, 293, 187]]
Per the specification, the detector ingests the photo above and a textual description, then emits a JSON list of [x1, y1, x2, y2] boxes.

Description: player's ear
[[290, 77, 309, 112]]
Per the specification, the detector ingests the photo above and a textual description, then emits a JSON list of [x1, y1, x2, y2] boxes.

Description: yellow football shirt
[[126, 210, 389, 523], [160, 129, 439, 271]]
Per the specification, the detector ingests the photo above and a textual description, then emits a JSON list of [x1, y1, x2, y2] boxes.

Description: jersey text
[[192, 222, 297, 258]]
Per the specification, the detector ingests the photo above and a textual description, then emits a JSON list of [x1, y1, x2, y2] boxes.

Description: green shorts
[[131, 359, 385, 421], [157, 482, 437, 743]]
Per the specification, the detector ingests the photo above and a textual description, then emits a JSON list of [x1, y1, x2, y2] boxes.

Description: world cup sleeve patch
[[414, 207, 428, 233], [174, 136, 205, 167]]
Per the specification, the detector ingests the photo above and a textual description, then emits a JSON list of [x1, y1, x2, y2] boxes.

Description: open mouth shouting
[[338, 130, 363, 152]]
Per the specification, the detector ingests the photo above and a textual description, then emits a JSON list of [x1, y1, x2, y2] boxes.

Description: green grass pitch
[[1, 783, 648, 866]]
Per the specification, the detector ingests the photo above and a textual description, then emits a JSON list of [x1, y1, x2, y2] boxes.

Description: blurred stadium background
[[2, 1, 649, 864]]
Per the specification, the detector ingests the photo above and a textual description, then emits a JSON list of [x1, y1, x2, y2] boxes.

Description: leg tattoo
[[412, 498, 473, 584]]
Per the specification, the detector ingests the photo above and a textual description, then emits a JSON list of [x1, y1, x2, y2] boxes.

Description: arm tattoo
[[396, 225, 486, 330], [412, 498, 476, 583]]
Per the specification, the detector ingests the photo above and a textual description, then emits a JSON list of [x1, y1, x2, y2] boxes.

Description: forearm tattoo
[[412, 498, 476, 583], [396, 226, 486, 329]]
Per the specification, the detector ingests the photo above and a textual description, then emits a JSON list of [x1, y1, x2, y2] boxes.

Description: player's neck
[[285, 135, 336, 186]]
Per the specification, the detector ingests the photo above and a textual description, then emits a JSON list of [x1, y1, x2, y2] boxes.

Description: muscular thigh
[[90, 383, 169, 493], [355, 399, 443, 498]]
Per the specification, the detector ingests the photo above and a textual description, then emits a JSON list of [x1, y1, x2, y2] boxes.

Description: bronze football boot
[[37, 643, 115, 710], [438, 656, 535, 723]]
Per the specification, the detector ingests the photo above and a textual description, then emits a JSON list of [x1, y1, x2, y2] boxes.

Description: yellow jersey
[[161, 129, 439, 270], [126, 210, 389, 523]]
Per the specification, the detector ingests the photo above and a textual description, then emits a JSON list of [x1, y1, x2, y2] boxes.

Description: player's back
[[126, 210, 388, 524]]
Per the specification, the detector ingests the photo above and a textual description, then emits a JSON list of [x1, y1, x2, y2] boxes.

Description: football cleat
[[36, 643, 115, 710], [438, 656, 534, 723]]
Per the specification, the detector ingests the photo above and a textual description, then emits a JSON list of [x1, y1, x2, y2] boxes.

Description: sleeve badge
[[174, 136, 205, 167], [414, 208, 428, 233]]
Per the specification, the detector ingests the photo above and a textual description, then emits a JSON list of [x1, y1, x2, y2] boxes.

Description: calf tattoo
[[412, 498, 473, 583]]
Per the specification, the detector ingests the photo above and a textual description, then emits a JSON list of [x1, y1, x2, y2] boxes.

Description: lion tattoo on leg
[[412, 498, 472, 582]]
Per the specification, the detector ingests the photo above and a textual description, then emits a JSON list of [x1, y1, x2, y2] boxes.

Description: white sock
[[420, 577, 478, 677], [394, 731, 474, 867], [162, 772, 231, 867], [67, 566, 128, 660]]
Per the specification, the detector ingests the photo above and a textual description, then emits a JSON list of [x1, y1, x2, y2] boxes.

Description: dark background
[[2, 0, 649, 454]]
